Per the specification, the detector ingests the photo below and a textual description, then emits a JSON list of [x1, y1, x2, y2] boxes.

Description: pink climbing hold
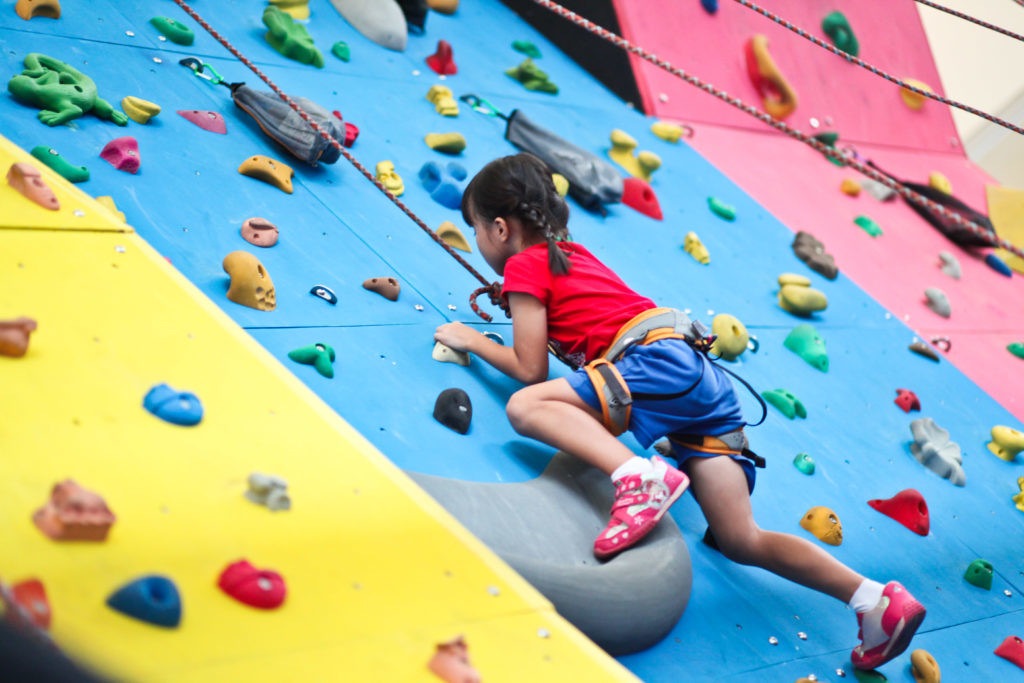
[[868, 489, 929, 536], [6, 162, 58, 211], [177, 110, 228, 135], [621, 177, 663, 221], [218, 559, 286, 610], [894, 388, 921, 413], [331, 111, 359, 147], [995, 635, 1024, 671], [426, 40, 457, 75], [241, 217, 279, 247], [100, 137, 140, 174]]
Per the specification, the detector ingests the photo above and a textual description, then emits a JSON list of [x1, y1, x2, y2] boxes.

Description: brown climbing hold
[[910, 648, 940, 683], [438, 221, 472, 252], [223, 251, 276, 311], [428, 635, 481, 683], [33, 480, 116, 541], [362, 277, 400, 301], [0, 316, 38, 358], [238, 155, 294, 194], [7, 162, 58, 211], [909, 341, 940, 362], [791, 231, 838, 280], [15, 0, 60, 20], [241, 217, 280, 247]]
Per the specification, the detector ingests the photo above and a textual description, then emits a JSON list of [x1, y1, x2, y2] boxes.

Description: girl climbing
[[433, 153, 925, 670]]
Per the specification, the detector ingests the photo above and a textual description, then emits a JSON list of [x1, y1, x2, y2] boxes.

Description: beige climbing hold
[[120, 96, 161, 124], [95, 196, 126, 222], [779, 285, 827, 316], [928, 171, 952, 195], [608, 129, 661, 181], [433, 340, 469, 366], [650, 121, 689, 143], [910, 648, 940, 683], [840, 178, 861, 197], [238, 155, 294, 194], [799, 506, 842, 545], [7, 162, 58, 211], [710, 313, 749, 362], [551, 173, 569, 197], [268, 0, 310, 20], [683, 231, 710, 264], [777, 273, 811, 288], [362, 276, 400, 301], [425, 132, 466, 155], [375, 160, 404, 196], [241, 217, 279, 247], [426, 85, 459, 117], [987, 425, 1024, 462], [438, 221, 472, 252], [427, 0, 459, 13], [15, 0, 60, 20], [900, 78, 933, 110], [223, 251, 276, 311]]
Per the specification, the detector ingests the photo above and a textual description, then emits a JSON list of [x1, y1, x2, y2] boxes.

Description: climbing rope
[[169, 0, 508, 322], [527, 0, 1024, 260], [915, 0, 1024, 43]]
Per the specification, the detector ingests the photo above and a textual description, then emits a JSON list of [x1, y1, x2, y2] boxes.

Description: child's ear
[[492, 217, 511, 242]]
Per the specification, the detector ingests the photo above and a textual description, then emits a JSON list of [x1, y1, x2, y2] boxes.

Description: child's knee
[[505, 387, 536, 434]]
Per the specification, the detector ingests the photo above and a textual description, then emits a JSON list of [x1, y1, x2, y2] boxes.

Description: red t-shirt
[[502, 242, 656, 366]]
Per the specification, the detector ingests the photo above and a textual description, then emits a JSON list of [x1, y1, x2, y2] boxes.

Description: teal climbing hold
[[784, 323, 829, 372], [263, 6, 325, 68], [707, 197, 736, 221], [964, 559, 993, 590], [793, 453, 815, 475], [854, 215, 883, 237], [106, 575, 182, 628], [288, 343, 336, 378], [1009, 342, 1024, 359], [149, 16, 195, 46], [812, 131, 845, 166], [30, 145, 89, 183], [852, 668, 887, 683], [331, 41, 351, 62], [822, 11, 859, 57], [762, 389, 806, 419], [512, 40, 541, 59]]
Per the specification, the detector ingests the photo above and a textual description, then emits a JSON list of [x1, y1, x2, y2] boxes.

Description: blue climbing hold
[[985, 253, 1013, 277], [106, 575, 182, 628], [419, 161, 467, 210], [143, 383, 203, 426], [701, 0, 718, 13]]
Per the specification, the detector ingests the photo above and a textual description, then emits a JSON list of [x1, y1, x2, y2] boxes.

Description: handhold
[[861, 177, 897, 202], [963, 559, 993, 590], [327, 0, 407, 52], [223, 251, 276, 311], [428, 635, 481, 683], [852, 670, 887, 683], [792, 231, 838, 280], [924, 287, 951, 318], [426, 85, 459, 117], [177, 110, 227, 134], [551, 173, 569, 197], [620, 177, 664, 220], [241, 217, 280, 247], [512, 40, 541, 59], [149, 16, 194, 46], [238, 155, 294, 194], [120, 96, 160, 124], [700, 0, 718, 13], [426, 40, 457, 75], [995, 635, 1024, 670], [799, 506, 842, 545], [909, 341, 940, 362], [793, 453, 815, 475], [144, 383, 204, 426], [762, 388, 806, 419], [424, 132, 467, 155], [331, 41, 351, 62], [777, 276, 827, 316], [822, 11, 858, 57], [910, 649, 940, 683], [868, 489, 929, 535], [707, 196, 736, 221], [650, 121, 689, 143], [900, 78, 933, 111], [812, 131, 845, 167], [363, 276, 401, 301], [263, 6, 325, 68], [744, 34, 797, 119], [6, 163, 58, 210], [438, 222, 472, 252], [8, 53, 127, 127], [288, 343, 336, 378], [1009, 342, 1024, 359], [784, 323, 829, 372], [506, 58, 559, 94], [928, 171, 952, 195], [375, 160, 404, 196], [33, 479, 115, 541], [433, 340, 469, 366], [0, 316, 38, 358], [218, 559, 287, 610], [245, 472, 291, 511], [269, 0, 311, 19], [30, 146, 88, 183], [15, 0, 60, 20], [710, 313, 749, 361], [99, 137, 140, 174], [607, 130, 661, 181], [840, 178, 861, 196], [854, 215, 883, 237], [1014, 477, 1024, 512], [428, 0, 459, 13], [310, 284, 338, 305], [985, 253, 1013, 277], [419, 161, 468, 209], [433, 388, 472, 434], [987, 425, 1024, 462], [778, 273, 811, 287], [106, 575, 181, 628], [894, 389, 921, 413], [938, 251, 961, 279], [683, 231, 710, 265], [909, 417, 964, 486], [11, 579, 51, 629], [331, 111, 360, 147]]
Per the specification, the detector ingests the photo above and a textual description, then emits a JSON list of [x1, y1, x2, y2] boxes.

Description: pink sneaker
[[851, 581, 926, 670], [594, 456, 689, 560]]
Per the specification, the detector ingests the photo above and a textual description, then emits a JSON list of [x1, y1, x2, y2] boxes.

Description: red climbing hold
[[426, 40, 457, 75], [177, 110, 227, 135], [621, 177, 663, 221], [218, 559, 286, 610], [995, 635, 1024, 670], [868, 489, 929, 536], [331, 111, 358, 147], [894, 388, 921, 413], [11, 578, 51, 629]]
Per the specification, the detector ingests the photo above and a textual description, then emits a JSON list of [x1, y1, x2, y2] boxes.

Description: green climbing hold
[[7, 53, 128, 127], [287, 343, 335, 378], [262, 6, 324, 68], [793, 453, 815, 475], [1008, 342, 1024, 359], [512, 40, 541, 59], [812, 131, 845, 166], [762, 388, 806, 420], [784, 323, 829, 372], [707, 197, 736, 221], [854, 215, 883, 238], [822, 11, 859, 57], [30, 145, 89, 183], [149, 16, 195, 46], [331, 41, 351, 62], [852, 668, 886, 683], [505, 59, 558, 94], [964, 559, 993, 590]]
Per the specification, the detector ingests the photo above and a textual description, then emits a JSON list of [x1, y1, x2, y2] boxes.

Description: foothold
[[262, 6, 324, 68], [683, 231, 710, 265], [928, 172, 952, 195], [426, 39, 457, 75], [923, 287, 951, 318], [363, 276, 401, 301], [854, 215, 883, 237], [8, 53, 127, 127], [425, 132, 467, 155], [812, 131, 845, 167], [327, 0, 407, 52], [607, 129, 661, 181], [269, 0, 311, 20], [428, 635, 481, 683], [433, 340, 469, 366], [238, 155, 294, 194], [223, 251, 276, 311], [707, 196, 736, 221], [778, 273, 811, 287], [331, 111, 360, 147], [551, 173, 569, 197], [650, 121, 689, 143], [149, 16, 194, 45], [15, 0, 61, 20], [512, 40, 541, 58], [310, 285, 337, 305], [909, 341, 940, 362], [419, 161, 467, 208], [505, 58, 559, 94], [0, 316, 38, 358], [910, 648, 940, 683], [119, 96, 160, 125], [241, 217, 280, 247], [99, 137, 140, 174], [852, 670, 888, 683], [33, 479, 115, 541], [985, 253, 1013, 277], [426, 85, 459, 117], [894, 389, 921, 413], [930, 336, 951, 353], [762, 388, 806, 420], [331, 41, 351, 62], [218, 559, 286, 610], [433, 388, 472, 435], [900, 78, 933, 111], [861, 177, 897, 202], [620, 177, 662, 220], [375, 160, 405, 196], [822, 11, 858, 56], [10, 579, 51, 629], [710, 313, 749, 361], [1009, 342, 1024, 359], [840, 178, 861, 196], [95, 195, 126, 222], [909, 417, 964, 486], [177, 110, 227, 135], [245, 472, 291, 511], [30, 146, 88, 183], [437, 221, 472, 252], [288, 343, 336, 379], [868, 489, 929, 535], [428, 0, 459, 14], [938, 251, 961, 279], [700, 0, 718, 13], [964, 559, 994, 590], [784, 323, 829, 372], [144, 383, 204, 426], [793, 453, 815, 475], [778, 277, 828, 317], [106, 576, 181, 628], [987, 425, 1024, 462], [994, 635, 1024, 671], [792, 231, 838, 280], [6, 163, 58, 210], [799, 506, 842, 546], [744, 34, 797, 119]]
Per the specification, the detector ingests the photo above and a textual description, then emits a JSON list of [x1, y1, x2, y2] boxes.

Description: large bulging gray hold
[[909, 417, 965, 486], [328, 0, 407, 51], [924, 287, 951, 318], [939, 251, 962, 279]]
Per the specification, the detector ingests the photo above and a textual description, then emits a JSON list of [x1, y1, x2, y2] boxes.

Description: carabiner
[[458, 94, 507, 120], [178, 57, 227, 87]]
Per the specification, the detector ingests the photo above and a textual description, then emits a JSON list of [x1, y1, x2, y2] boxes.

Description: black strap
[[594, 363, 631, 408]]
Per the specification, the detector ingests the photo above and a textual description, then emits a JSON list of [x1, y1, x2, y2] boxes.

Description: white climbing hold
[[432, 340, 469, 366], [924, 287, 951, 318], [938, 251, 961, 279]]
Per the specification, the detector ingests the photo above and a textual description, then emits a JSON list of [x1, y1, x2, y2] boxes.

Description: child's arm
[[433, 292, 550, 384]]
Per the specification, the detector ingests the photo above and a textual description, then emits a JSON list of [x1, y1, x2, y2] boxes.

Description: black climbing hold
[[396, 0, 428, 32], [310, 285, 337, 305], [433, 388, 472, 434]]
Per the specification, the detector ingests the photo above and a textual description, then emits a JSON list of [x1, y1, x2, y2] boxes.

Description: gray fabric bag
[[231, 84, 346, 165]]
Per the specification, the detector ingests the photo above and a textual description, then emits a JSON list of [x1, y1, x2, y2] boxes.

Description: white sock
[[848, 579, 885, 613], [611, 456, 653, 482]]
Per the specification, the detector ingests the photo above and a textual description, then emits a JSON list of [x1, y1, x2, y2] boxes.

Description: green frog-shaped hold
[[8, 53, 127, 127]]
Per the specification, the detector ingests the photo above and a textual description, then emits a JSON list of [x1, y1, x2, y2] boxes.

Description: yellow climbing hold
[[238, 155, 294, 194], [438, 221, 471, 252], [900, 78, 933, 110], [710, 313, 749, 362], [425, 132, 466, 155], [120, 96, 161, 124], [799, 506, 843, 546], [987, 425, 1024, 462], [650, 121, 687, 143], [374, 160, 404, 197], [910, 649, 940, 683], [432, 340, 469, 366], [683, 231, 710, 265], [840, 178, 861, 197], [268, 0, 310, 20], [1014, 476, 1024, 513], [223, 251, 276, 311], [15, 0, 60, 20], [551, 173, 569, 197], [778, 273, 811, 288], [777, 274, 827, 316], [95, 196, 126, 223], [607, 129, 661, 181], [928, 171, 952, 195], [426, 85, 459, 117], [745, 34, 798, 120]]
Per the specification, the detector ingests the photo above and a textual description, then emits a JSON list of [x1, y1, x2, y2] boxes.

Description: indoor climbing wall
[[2, 0, 1023, 681]]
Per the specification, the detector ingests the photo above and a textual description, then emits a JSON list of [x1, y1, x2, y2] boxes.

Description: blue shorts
[[568, 338, 756, 491]]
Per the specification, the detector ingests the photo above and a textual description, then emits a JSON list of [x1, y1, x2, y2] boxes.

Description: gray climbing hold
[[924, 287, 951, 318], [861, 177, 897, 201], [328, 0, 407, 51], [432, 340, 469, 366], [433, 388, 472, 434], [938, 251, 962, 279], [245, 472, 291, 511], [909, 417, 965, 486], [791, 231, 838, 280]]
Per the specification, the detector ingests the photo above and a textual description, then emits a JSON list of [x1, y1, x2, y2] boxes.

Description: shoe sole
[[594, 473, 690, 560], [854, 599, 927, 670]]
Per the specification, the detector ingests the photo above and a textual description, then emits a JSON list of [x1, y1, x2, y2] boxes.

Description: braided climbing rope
[[915, 0, 1024, 43], [170, 0, 508, 322], [528, 0, 1024, 260]]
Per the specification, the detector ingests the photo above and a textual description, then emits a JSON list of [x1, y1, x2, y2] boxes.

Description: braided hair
[[461, 153, 572, 275]]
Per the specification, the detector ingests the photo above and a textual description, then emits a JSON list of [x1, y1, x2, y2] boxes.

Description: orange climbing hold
[[744, 34, 797, 120], [7, 162, 58, 211], [900, 78, 933, 110], [223, 251, 277, 311], [33, 479, 116, 542], [0, 316, 37, 357], [238, 155, 294, 194], [15, 0, 60, 20], [10, 578, 51, 629], [840, 178, 861, 197]]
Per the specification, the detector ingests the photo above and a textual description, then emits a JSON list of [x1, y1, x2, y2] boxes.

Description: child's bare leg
[[685, 454, 863, 603]]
